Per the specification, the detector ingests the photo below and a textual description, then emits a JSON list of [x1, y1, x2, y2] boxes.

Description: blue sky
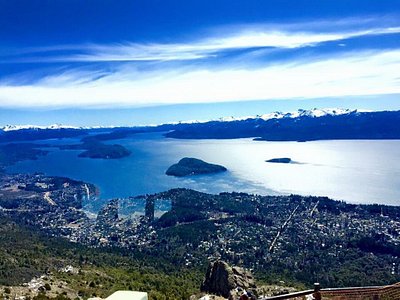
[[0, 0, 399, 126]]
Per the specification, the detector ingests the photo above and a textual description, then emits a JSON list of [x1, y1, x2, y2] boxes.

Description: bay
[[6, 132, 400, 206]]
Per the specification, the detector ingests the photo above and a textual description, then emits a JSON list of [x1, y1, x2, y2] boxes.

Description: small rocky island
[[166, 157, 227, 177], [266, 157, 292, 164]]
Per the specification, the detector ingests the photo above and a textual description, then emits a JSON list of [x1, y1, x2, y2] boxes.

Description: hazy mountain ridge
[[165, 109, 400, 141], [1, 109, 399, 143], [0, 124, 114, 132], [0, 108, 365, 132], [215, 108, 361, 122]]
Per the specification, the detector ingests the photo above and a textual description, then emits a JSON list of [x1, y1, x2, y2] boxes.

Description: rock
[[59, 265, 79, 274], [166, 157, 227, 177], [265, 157, 292, 164], [257, 285, 298, 297], [201, 261, 256, 299]]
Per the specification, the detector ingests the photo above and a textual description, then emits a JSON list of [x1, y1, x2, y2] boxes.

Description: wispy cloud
[[0, 17, 399, 109], [2, 20, 400, 63], [0, 50, 399, 108], [71, 27, 400, 62]]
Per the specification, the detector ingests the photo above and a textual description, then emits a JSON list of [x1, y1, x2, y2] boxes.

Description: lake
[[6, 132, 400, 206]]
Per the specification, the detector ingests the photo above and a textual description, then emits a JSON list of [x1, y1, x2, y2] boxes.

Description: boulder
[[201, 261, 256, 298]]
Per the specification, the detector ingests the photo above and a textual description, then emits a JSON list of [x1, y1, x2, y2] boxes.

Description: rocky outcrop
[[200, 260, 256, 299]]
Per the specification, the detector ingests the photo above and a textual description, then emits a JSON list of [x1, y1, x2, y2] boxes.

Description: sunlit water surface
[[6, 133, 400, 206]]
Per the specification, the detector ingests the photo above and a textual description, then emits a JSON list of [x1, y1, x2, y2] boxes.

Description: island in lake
[[166, 157, 227, 177], [77, 142, 131, 159], [266, 157, 292, 163], [0, 143, 50, 168], [60, 140, 131, 159]]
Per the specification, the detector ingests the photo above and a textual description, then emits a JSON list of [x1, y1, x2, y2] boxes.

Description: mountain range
[[0, 108, 364, 131], [1, 108, 400, 142], [164, 108, 400, 141]]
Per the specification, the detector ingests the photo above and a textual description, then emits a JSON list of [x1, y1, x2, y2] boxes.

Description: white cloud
[[3, 22, 400, 63], [0, 50, 399, 108]]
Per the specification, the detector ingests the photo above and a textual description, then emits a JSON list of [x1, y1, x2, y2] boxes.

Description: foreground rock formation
[[200, 260, 256, 299]]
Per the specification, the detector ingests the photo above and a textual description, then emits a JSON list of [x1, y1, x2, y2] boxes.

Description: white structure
[[89, 291, 148, 300]]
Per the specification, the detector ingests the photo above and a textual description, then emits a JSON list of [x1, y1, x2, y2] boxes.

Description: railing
[[261, 282, 400, 300], [262, 289, 314, 299]]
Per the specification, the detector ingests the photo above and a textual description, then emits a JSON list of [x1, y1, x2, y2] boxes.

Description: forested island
[[60, 141, 131, 159], [166, 157, 227, 177], [0, 129, 133, 165], [266, 158, 292, 163], [0, 143, 50, 168]]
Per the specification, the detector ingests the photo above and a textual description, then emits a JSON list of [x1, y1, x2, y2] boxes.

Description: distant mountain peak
[[208, 108, 369, 124], [1, 124, 83, 132], [0, 124, 115, 132], [165, 108, 399, 141], [256, 108, 361, 121], [0, 108, 374, 131]]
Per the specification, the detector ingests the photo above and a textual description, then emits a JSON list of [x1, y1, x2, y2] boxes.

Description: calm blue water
[[6, 133, 400, 206]]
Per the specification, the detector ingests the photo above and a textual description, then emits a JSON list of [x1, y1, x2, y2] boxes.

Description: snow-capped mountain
[[165, 108, 397, 140], [215, 108, 364, 123], [260, 108, 357, 120], [1, 124, 82, 132], [174, 108, 360, 125], [0, 109, 398, 142], [0, 124, 115, 132], [0, 108, 372, 132]]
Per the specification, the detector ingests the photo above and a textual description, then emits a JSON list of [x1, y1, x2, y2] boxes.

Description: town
[[1, 172, 399, 291]]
